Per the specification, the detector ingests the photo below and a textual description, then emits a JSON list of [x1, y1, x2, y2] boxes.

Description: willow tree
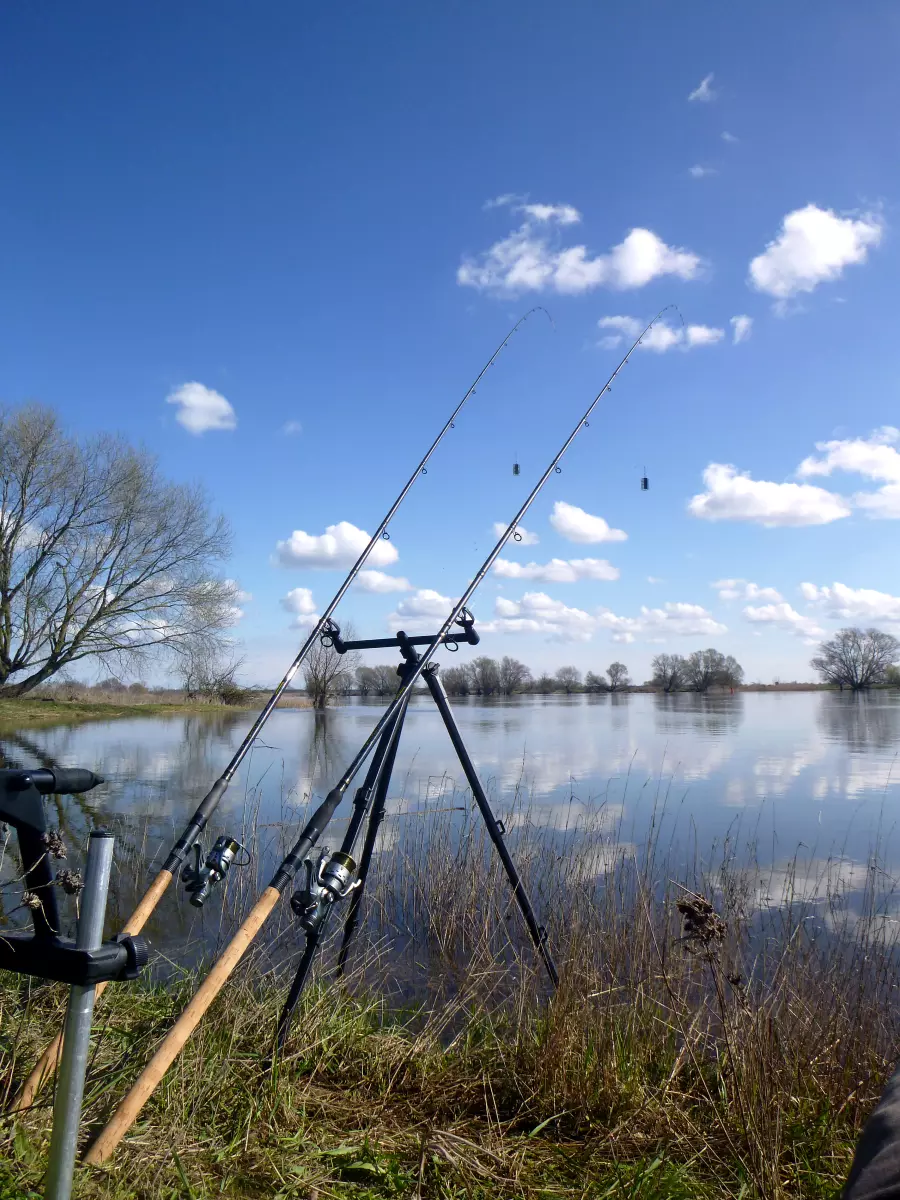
[[0, 404, 238, 696]]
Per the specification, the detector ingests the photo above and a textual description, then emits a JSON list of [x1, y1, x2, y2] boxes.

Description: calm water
[[2, 691, 900, 958]]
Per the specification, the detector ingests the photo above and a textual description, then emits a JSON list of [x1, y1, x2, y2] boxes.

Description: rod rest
[[0, 768, 148, 986]]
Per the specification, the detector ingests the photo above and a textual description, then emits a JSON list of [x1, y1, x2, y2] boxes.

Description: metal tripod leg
[[273, 694, 410, 1052], [335, 705, 406, 978], [423, 665, 559, 987]]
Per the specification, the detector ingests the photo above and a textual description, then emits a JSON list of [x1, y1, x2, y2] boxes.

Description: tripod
[[274, 612, 558, 1051]]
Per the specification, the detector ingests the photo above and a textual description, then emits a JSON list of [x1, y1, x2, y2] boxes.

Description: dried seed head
[[56, 869, 84, 896], [677, 892, 726, 951], [22, 891, 43, 911], [42, 829, 67, 859]]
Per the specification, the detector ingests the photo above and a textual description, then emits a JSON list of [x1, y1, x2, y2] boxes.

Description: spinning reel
[[182, 835, 250, 908], [290, 848, 360, 934]]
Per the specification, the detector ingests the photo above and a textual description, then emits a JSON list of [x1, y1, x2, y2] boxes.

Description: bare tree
[[371, 663, 398, 696], [469, 656, 501, 695], [811, 627, 900, 690], [303, 624, 361, 709], [555, 666, 581, 694], [0, 404, 238, 696], [584, 670, 608, 692], [607, 661, 631, 692], [718, 655, 744, 689], [355, 665, 377, 696], [440, 665, 471, 696], [651, 653, 686, 693], [535, 673, 556, 694], [176, 645, 248, 705], [499, 655, 531, 695], [684, 649, 724, 692]]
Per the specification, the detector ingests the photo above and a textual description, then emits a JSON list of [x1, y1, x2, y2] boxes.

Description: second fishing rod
[[83, 306, 672, 1167], [10, 307, 549, 1116]]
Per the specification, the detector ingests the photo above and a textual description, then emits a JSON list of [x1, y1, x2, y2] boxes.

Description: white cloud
[[647, 576, 664, 584], [802, 582, 900, 625], [493, 521, 539, 545], [688, 165, 717, 179], [798, 427, 900, 483], [166, 382, 236, 434], [493, 557, 620, 583], [550, 501, 627, 544], [484, 594, 724, 644], [721, 131, 739, 144], [518, 202, 582, 225], [856, 484, 900, 519], [459, 217, 702, 296], [688, 73, 716, 103], [387, 588, 453, 632], [273, 520, 399, 569], [749, 204, 883, 302], [713, 579, 783, 603], [688, 464, 851, 526], [730, 315, 753, 344], [282, 420, 303, 436], [797, 427, 900, 519], [598, 315, 723, 352], [354, 570, 412, 594], [597, 601, 726, 643], [486, 592, 598, 642], [280, 587, 320, 630], [743, 602, 825, 638]]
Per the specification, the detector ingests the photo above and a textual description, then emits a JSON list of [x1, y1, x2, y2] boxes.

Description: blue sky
[[3, 1, 900, 685]]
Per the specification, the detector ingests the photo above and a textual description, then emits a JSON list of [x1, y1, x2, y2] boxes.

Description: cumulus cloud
[[749, 204, 883, 302], [484, 594, 724, 644], [801, 582, 900, 625], [743, 602, 825, 639], [273, 521, 399, 569], [598, 315, 723, 352], [486, 592, 598, 641], [353, 570, 412, 593], [282, 420, 303, 435], [166, 382, 237, 434], [493, 557, 620, 583], [280, 587, 320, 629], [688, 165, 717, 179], [688, 73, 716, 102], [688, 464, 851, 526], [458, 211, 702, 295], [730, 315, 753, 343], [713, 579, 783, 603], [597, 602, 727, 644], [493, 521, 539, 545], [550, 501, 627, 544], [387, 588, 453, 632], [799, 427, 900, 482], [797, 427, 900, 520]]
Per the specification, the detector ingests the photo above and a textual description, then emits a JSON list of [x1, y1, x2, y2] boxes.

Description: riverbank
[[1, 827, 893, 1199], [0, 692, 313, 731]]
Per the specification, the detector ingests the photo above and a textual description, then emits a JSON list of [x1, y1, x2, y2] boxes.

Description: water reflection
[[653, 691, 745, 736], [2, 692, 900, 959], [817, 691, 900, 753]]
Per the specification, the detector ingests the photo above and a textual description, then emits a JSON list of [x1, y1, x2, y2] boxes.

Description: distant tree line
[[811, 627, 900, 691], [650, 650, 744, 693]]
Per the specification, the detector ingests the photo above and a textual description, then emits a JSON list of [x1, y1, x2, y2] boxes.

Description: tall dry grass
[[1, 774, 899, 1197]]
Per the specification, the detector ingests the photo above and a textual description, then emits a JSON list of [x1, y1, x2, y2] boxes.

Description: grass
[[1, 782, 898, 1198], [0, 690, 313, 732]]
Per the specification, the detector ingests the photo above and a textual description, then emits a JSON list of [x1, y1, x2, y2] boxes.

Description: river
[[2, 690, 899, 963]]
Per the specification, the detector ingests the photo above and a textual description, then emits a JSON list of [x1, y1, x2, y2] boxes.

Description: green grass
[[1, 789, 892, 1197]]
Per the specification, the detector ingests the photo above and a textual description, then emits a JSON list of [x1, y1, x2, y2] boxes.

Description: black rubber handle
[[29, 768, 104, 795]]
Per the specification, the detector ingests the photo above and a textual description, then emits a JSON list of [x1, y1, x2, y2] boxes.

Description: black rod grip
[[29, 768, 104, 795]]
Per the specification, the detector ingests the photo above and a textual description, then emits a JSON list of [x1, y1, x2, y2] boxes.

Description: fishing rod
[[83, 305, 673, 1167], [10, 307, 550, 1115]]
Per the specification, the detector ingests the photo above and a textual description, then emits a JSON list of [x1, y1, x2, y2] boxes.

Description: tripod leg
[[273, 698, 409, 1055], [335, 699, 407, 978], [423, 666, 559, 987]]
